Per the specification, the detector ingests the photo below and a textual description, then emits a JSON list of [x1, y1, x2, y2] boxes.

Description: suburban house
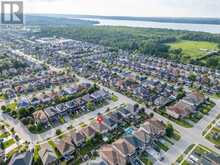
[[127, 104, 139, 116], [8, 151, 33, 165], [90, 121, 109, 134], [81, 126, 97, 139], [103, 117, 118, 130], [198, 153, 220, 165], [44, 107, 59, 122], [55, 103, 69, 116], [182, 91, 206, 107], [65, 100, 79, 113], [118, 107, 132, 119], [40, 94, 52, 104], [32, 110, 49, 125], [18, 98, 30, 108], [108, 112, 124, 123], [54, 138, 75, 157], [140, 119, 166, 138], [166, 100, 195, 119], [99, 144, 126, 165], [112, 138, 136, 160], [30, 97, 41, 106], [90, 90, 109, 102], [123, 135, 143, 152], [71, 131, 86, 147], [133, 129, 151, 147], [82, 94, 94, 103], [39, 143, 57, 165]]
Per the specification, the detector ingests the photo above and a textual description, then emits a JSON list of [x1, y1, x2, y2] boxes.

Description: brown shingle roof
[[113, 138, 136, 157], [100, 145, 125, 165], [142, 118, 165, 136], [81, 126, 97, 138], [33, 110, 48, 122], [54, 138, 75, 155]]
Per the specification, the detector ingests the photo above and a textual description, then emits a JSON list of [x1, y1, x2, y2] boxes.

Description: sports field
[[169, 40, 219, 60]]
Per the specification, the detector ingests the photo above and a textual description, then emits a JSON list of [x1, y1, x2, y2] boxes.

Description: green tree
[[56, 129, 62, 136], [18, 108, 29, 119], [86, 101, 94, 111], [1, 105, 6, 112], [207, 58, 219, 68], [188, 73, 197, 81], [166, 123, 174, 138]]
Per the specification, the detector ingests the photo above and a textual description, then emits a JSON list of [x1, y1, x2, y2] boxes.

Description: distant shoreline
[[26, 14, 220, 25]]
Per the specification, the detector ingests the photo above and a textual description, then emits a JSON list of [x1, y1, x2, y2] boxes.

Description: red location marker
[[96, 114, 104, 124]]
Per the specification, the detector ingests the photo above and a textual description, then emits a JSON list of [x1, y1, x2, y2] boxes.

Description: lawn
[[2, 138, 15, 149], [6, 102, 17, 111], [139, 152, 153, 165], [199, 101, 215, 115], [176, 144, 195, 164], [6, 144, 28, 160], [194, 145, 211, 155], [173, 131, 181, 141], [155, 109, 193, 128], [205, 127, 220, 145], [48, 140, 62, 158], [169, 40, 219, 60], [0, 132, 10, 138], [111, 95, 118, 102], [212, 93, 220, 99], [181, 145, 212, 165], [155, 141, 169, 152]]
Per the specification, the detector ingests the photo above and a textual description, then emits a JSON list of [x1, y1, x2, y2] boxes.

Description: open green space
[[205, 127, 220, 145], [169, 40, 219, 60], [2, 138, 15, 149], [139, 152, 153, 165]]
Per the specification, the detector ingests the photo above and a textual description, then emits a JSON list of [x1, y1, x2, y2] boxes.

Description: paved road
[[154, 99, 220, 165], [6, 49, 220, 165]]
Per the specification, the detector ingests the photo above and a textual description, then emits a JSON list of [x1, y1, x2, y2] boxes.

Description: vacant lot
[[169, 40, 219, 60]]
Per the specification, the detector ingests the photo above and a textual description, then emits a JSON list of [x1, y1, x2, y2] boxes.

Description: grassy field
[[169, 40, 219, 60], [2, 138, 15, 149]]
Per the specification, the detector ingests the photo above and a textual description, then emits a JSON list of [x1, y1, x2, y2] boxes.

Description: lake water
[[78, 18, 220, 34]]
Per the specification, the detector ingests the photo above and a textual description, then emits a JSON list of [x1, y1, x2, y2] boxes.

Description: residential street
[[2, 48, 220, 164]]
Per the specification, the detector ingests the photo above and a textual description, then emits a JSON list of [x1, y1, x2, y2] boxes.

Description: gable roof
[[183, 91, 205, 105], [142, 119, 165, 136], [200, 153, 220, 165], [99, 145, 124, 165], [90, 122, 109, 133], [54, 138, 75, 155], [33, 110, 48, 121], [168, 100, 195, 115], [124, 135, 143, 149], [81, 126, 97, 138], [112, 138, 136, 157], [71, 131, 85, 144], [133, 129, 151, 144], [9, 151, 33, 165], [38, 143, 57, 165]]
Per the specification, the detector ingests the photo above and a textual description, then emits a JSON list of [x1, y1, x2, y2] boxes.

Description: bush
[[56, 129, 62, 136], [166, 123, 174, 138]]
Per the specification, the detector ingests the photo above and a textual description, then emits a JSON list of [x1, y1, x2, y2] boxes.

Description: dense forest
[[25, 15, 97, 27], [38, 26, 220, 53]]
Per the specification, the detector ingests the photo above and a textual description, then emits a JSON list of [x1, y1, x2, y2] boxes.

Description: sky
[[23, 0, 220, 18]]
